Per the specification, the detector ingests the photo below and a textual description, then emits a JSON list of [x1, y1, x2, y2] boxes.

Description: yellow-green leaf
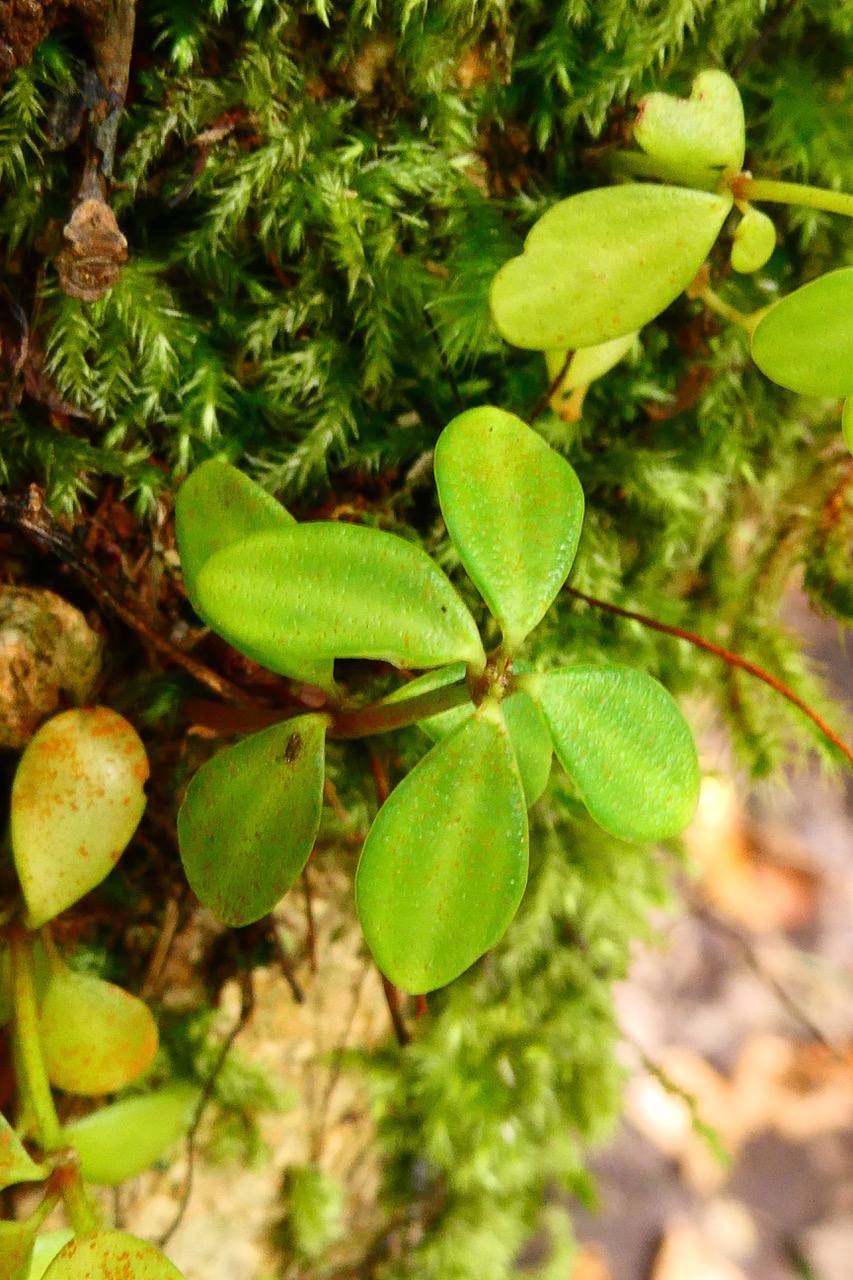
[[63, 1085, 200, 1186], [355, 703, 528, 993], [43, 1231, 185, 1280], [435, 407, 584, 649], [0, 1112, 47, 1191], [175, 460, 334, 692], [635, 70, 745, 172], [751, 267, 853, 397], [490, 185, 732, 351], [535, 665, 700, 841], [11, 708, 148, 930], [197, 523, 486, 673]]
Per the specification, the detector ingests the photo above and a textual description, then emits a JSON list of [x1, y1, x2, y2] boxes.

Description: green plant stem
[[331, 680, 472, 739], [691, 282, 763, 334], [737, 177, 853, 219], [9, 927, 101, 1235]]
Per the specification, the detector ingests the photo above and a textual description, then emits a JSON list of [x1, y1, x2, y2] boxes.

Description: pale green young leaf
[[546, 332, 638, 393], [490, 185, 732, 351], [174, 460, 334, 692], [355, 703, 528, 993], [751, 267, 853, 396], [178, 715, 327, 927], [62, 1085, 200, 1186], [730, 207, 776, 274], [11, 709, 148, 930], [635, 70, 745, 171], [196, 524, 486, 673], [434, 407, 584, 649], [535, 665, 700, 841]]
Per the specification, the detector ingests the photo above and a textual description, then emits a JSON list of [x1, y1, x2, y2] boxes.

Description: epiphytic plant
[[490, 70, 853, 443], [175, 408, 701, 996], [1, 708, 194, 1279]]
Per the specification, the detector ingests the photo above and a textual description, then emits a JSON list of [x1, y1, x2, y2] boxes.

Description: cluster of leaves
[[2, 1, 853, 1278]]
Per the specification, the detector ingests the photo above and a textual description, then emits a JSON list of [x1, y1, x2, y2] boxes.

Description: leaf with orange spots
[[533, 665, 700, 841], [10, 709, 149, 930], [43, 1230, 185, 1279], [355, 701, 528, 993], [0, 1111, 47, 1191], [39, 966, 157, 1097]]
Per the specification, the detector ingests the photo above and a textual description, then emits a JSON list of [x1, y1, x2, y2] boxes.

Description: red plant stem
[[564, 586, 853, 768], [332, 680, 472, 739]]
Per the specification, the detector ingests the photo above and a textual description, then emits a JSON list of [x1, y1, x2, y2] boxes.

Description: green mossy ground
[[2, 2, 853, 1276]]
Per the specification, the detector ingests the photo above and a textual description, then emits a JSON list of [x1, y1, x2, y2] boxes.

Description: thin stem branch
[[737, 176, 853, 220], [564, 586, 853, 768], [9, 928, 101, 1234], [331, 680, 472, 739], [528, 348, 574, 425]]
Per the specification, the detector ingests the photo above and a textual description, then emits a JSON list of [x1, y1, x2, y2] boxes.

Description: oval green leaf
[[63, 1084, 200, 1186], [635, 70, 745, 172], [11, 708, 149, 930], [751, 268, 853, 396], [435, 407, 584, 649], [355, 703, 528, 993], [196, 523, 486, 674], [39, 967, 158, 1096], [175, 460, 334, 692], [0, 1112, 47, 1191], [490, 185, 732, 351], [730, 206, 776, 274], [502, 691, 553, 807], [536, 665, 700, 841], [379, 664, 472, 741], [178, 714, 327, 927], [546, 332, 637, 393], [43, 1231, 185, 1280]]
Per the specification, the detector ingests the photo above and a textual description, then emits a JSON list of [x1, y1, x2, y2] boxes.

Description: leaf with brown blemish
[[0, 1111, 47, 1191], [177, 714, 328, 927], [11, 708, 148, 930]]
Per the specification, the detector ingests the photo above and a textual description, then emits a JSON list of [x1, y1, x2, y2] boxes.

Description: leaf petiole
[[735, 177, 853, 219], [331, 679, 473, 739]]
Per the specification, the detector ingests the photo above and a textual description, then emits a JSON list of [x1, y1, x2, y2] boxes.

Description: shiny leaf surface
[[751, 267, 853, 396], [536, 665, 700, 841], [39, 967, 158, 1096], [11, 709, 148, 930], [435, 407, 584, 648], [730, 207, 776, 273], [43, 1231, 184, 1280], [356, 704, 528, 993], [634, 69, 745, 171], [63, 1085, 200, 1186], [197, 523, 486, 673], [178, 715, 327, 927], [175, 461, 333, 692], [490, 185, 732, 351]]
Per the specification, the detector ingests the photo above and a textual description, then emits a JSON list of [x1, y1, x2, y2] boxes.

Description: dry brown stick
[[564, 585, 853, 768], [157, 967, 256, 1249]]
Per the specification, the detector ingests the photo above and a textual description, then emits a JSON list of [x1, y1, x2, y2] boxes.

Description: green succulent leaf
[[843, 398, 853, 454], [379, 664, 472, 740], [178, 715, 327, 927], [27, 1233, 74, 1280], [634, 69, 745, 171], [196, 523, 486, 673], [11, 709, 149, 930], [751, 267, 853, 396], [43, 1231, 185, 1280], [490, 185, 732, 351], [730, 207, 776, 274], [0, 1112, 47, 1191], [535, 665, 700, 841], [62, 1084, 200, 1186], [546, 333, 638, 394], [175, 460, 334, 692], [435, 407, 584, 649], [39, 966, 158, 1096], [1, 1219, 38, 1280], [355, 703, 528, 993], [501, 691, 553, 807]]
